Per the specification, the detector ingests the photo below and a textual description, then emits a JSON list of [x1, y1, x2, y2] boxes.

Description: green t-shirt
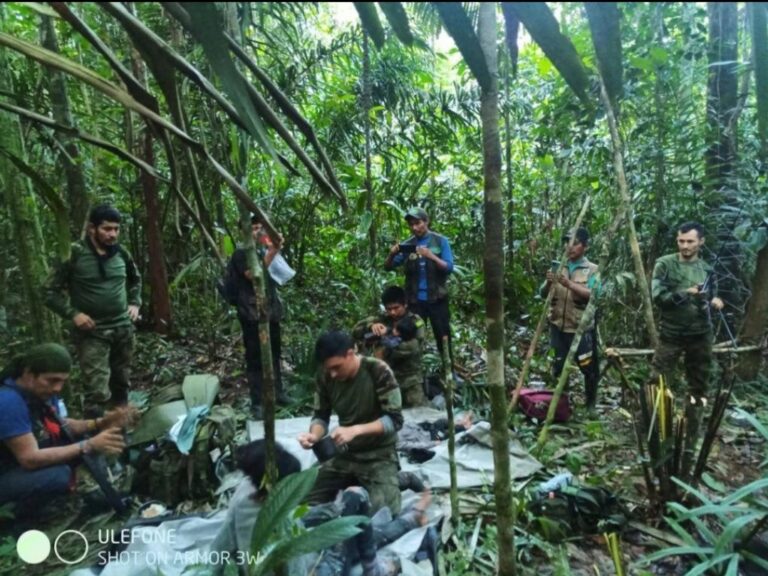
[[652, 254, 714, 337], [312, 356, 403, 454], [45, 240, 142, 329]]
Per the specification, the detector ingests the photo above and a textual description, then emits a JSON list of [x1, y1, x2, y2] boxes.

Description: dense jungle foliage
[[1, 2, 767, 576]]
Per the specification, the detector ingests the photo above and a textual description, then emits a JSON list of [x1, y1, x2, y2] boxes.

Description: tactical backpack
[[528, 485, 629, 540], [518, 389, 572, 423], [129, 376, 236, 506]]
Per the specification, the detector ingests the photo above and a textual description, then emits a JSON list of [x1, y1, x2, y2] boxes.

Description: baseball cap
[[404, 207, 428, 221]]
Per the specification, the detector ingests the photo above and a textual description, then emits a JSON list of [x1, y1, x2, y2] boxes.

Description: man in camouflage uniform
[[544, 227, 601, 408], [298, 331, 403, 514], [353, 286, 427, 408], [651, 221, 724, 477], [45, 204, 141, 414]]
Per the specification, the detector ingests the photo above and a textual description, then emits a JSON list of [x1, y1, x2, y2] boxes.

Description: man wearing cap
[[228, 214, 291, 420], [543, 227, 601, 408], [45, 204, 141, 414], [384, 208, 455, 363], [0, 343, 134, 515]]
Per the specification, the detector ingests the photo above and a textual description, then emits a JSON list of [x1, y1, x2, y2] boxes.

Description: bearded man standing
[[45, 204, 141, 414]]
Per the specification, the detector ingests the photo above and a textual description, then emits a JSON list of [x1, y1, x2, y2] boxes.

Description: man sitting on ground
[[0, 343, 136, 516], [353, 286, 427, 408]]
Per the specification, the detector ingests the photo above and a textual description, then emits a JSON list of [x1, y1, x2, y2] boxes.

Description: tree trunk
[[127, 26, 172, 334], [738, 4, 768, 378], [39, 15, 89, 239], [706, 2, 745, 334], [478, 4, 515, 575]]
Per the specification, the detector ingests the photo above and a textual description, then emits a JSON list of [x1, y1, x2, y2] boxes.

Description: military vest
[[402, 232, 449, 303], [548, 259, 598, 332]]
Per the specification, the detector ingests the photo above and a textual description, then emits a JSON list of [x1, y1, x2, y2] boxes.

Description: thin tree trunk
[[478, 4, 515, 575], [645, 3, 667, 279], [127, 17, 172, 334], [362, 32, 376, 265], [600, 74, 659, 348], [39, 15, 89, 239]]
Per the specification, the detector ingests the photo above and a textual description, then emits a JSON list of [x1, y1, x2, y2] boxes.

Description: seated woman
[[0, 343, 136, 516], [210, 439, 431, 576]]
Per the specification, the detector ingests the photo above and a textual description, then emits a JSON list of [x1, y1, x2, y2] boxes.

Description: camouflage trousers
[[399, 373, 427, 408], [306, 446, 401, 515], [73, 325, 135, 411], [651, 332, 713, 398]]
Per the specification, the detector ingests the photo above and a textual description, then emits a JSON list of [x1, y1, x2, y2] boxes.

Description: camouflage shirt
[[44, 239, 141, 329], [312, 356, 403, 454], [652, 254, 715, 337], [352, 312, 425, 382]]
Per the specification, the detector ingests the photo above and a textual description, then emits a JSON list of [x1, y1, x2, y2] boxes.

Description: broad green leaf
[[250, 467, 320, 555]]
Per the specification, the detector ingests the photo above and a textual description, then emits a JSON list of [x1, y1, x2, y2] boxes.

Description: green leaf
[[356, 211, 374, 239], [378, 3, 414, 46], [254, 516, 368, 576], [505, 2, 592, 106], [432, 2, 492, 92], [179, 3, 277, 163], [250, 467, 320, 555], [354, 3, 386, 48], [640, 545, 715, 564]]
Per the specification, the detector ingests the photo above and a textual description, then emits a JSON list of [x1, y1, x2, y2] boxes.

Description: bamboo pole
[[441, 339, 460, 530], [599, 75, 659, 348]]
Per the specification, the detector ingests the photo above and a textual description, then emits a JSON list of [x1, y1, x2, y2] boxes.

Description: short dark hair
[[395, 315, 418, 341], [89, 204, 122, 227], [563, 227, 589, 246], [250, 213, 261, 225], [315, 331, 354, 363], [382, 286, 406, 306], [235, 440, 301, 494], [677, 221, 704, 238]]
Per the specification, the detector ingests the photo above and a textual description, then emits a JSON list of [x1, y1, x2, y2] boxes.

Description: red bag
[[518, 389, 571, 423]]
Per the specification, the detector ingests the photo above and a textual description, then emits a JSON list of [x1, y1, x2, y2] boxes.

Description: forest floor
[[1, 329, 766, 576]]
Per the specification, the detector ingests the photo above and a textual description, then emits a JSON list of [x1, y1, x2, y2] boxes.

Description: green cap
[[405, 207, 428, 221], [21, 343, 72, 375]]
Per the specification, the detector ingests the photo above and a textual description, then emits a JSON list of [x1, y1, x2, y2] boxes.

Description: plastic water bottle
[[538, 472, 573, 493]]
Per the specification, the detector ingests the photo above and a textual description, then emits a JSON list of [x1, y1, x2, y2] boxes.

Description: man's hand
[[686, 285, 701, 296], [545, 270, 555, 283], [298, 432, 320, 449], [73, 312, 96, 330], [415, 245, 434, 259], [371, 323, 388, 337], [556, 275, 571, 288], [128, 305, 140, 322], [389, 243, 400, 257], [711, 297, 724, 311], [331, 425, 359, 446], [101, 406, 140, 429], [89, 428, 126, 455]]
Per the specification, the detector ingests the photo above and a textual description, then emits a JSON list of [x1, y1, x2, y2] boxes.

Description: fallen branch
[[604, 344, 762, 358]]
